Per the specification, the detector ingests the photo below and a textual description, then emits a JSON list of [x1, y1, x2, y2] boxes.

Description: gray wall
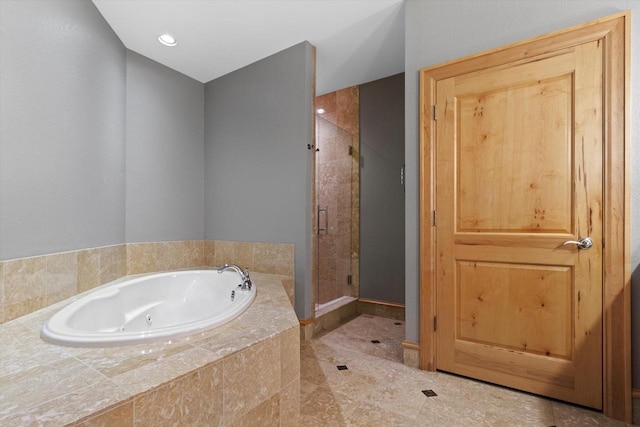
[[125, 51, 205, 243], [204, 42, 315, 318], [360, 73, 405, 304], [0, 0, 208, 260], [404, 0, 640, 386], [0, 0, 126, 260]]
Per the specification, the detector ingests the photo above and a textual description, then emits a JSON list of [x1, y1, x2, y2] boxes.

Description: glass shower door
[[315, 115, 353, 309]]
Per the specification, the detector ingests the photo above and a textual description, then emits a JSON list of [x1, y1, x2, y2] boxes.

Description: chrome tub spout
[[217, 263, 252, 291]]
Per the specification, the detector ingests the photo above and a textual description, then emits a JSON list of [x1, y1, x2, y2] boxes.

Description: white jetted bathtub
[[41, 269, 256, 347]]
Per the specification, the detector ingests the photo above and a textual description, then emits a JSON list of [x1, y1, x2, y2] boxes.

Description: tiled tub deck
[[0, 271, 300, 426]]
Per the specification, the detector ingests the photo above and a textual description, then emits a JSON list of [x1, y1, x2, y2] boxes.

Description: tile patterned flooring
[[300, 314, 634, 426]]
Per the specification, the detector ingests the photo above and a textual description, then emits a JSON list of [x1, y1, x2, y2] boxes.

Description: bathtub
[[41, 269, 256, 347]]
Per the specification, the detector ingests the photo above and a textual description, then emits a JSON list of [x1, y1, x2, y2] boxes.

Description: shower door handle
[[318, 206, 328, 233]]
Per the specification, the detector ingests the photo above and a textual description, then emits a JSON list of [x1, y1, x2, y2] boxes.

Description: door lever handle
[[562, 237, 593, 250]]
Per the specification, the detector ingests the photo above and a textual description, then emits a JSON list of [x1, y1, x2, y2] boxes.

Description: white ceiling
[[92, 0, 405, 95]]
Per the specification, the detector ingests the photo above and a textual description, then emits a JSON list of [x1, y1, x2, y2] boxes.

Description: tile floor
[[300, 314, 634, 426]]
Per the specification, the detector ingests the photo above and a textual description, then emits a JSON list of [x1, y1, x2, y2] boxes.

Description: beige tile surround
[[0, 272, 299, 426], [0, 240, 295, 324]]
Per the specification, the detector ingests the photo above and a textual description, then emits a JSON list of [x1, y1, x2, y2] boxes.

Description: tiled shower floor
[[300, 314, 634, 426]]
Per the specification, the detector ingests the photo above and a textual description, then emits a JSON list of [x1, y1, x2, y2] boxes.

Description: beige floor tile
[[552, 401, 631, 426], [300, 354, 343, 386], [343, 400, 416, 427], [300, 378, 320, 402], [300, 385, 353, 427], [302, 314, 631, 427]]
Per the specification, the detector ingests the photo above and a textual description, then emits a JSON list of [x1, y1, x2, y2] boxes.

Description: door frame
[[418, 12, 631, 422]]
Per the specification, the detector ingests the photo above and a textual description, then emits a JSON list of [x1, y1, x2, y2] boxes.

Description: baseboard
[[402, 340, 420, 369], [402, 340, 420, 351], [298, 317, 314, 326]]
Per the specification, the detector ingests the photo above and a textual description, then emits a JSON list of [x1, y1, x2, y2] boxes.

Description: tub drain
[[146, 314, 152, 325]]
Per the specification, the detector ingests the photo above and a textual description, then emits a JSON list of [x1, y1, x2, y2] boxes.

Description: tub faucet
[[217, 264, 252, 291]]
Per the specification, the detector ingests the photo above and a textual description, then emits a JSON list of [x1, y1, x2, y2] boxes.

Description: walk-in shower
[[314, 114, 358, 313]]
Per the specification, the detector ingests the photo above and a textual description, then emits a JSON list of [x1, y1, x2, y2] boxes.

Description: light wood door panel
[[457, 262, 573, 359], [436, 41, 603, 409], [457, 72, 573, 233]]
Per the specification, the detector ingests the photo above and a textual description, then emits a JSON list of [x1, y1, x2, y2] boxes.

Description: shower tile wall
[[315, 87, 359, 305]]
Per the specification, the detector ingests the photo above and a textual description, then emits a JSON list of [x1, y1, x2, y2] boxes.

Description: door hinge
[[602, 238, 605, 249], [433, 105, 438, 121], [348, 145, 353, 156], [433, 316, 437, 331], [347, 274, 352, 285], [433, 210, 437, 226]]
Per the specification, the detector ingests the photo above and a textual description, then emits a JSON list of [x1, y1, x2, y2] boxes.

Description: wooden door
[[435, 41, 603, 408]]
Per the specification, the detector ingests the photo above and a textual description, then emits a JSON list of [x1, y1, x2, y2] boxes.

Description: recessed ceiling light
[[158, 34, 177, 47], [316, 108, 325, 114]]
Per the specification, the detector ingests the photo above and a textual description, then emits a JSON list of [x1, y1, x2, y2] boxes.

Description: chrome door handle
[[562, 237, 593, 250]]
